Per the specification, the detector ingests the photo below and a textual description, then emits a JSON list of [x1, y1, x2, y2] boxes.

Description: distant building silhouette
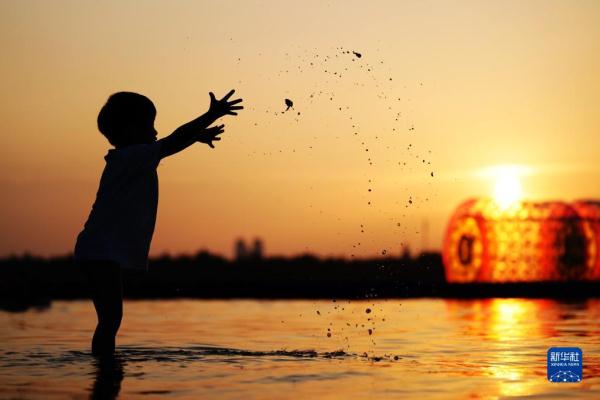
[[234, 237, 264, 261], [234, 238, 247, 261], [251, 238, 263, 260]]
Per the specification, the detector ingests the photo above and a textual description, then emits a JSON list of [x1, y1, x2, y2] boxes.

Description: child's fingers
[[229, 105, 244, 110], [207, 124, 224, 132], [222, 89, 235, 101], [209, 92, 216, 102], [228, 98, 243, 105], [208, 138, 221, 149]]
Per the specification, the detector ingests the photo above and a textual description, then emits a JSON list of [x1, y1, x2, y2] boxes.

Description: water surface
[[1, 299, 599, 399]]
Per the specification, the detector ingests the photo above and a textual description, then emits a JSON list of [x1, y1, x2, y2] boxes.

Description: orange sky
[[1, 0, 599, 258]]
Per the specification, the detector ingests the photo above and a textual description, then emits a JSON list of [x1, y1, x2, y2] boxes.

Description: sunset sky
[[1, 0, 599, 258]]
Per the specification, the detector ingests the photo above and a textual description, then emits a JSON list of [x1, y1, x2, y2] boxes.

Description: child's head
[[97, 92, 157, 147]]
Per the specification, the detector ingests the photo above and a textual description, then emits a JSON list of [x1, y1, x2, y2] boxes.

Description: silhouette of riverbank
[[1, 251, 598, 311]]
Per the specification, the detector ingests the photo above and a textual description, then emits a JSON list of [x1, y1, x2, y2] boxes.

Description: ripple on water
[[1, 345, 404, 369]]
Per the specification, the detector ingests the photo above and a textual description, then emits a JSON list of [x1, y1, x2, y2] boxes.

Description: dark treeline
[[1, 251, 598, 311], [0, 251, 442, 309]]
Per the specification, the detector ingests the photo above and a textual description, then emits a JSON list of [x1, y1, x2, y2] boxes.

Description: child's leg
[[81, 260, 123, 358]]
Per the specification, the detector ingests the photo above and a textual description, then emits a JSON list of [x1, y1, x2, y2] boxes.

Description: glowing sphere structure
[[442, 199, 600, 283]]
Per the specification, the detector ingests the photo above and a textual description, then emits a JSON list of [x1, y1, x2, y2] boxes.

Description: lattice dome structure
[[442, 198, 600, 283]]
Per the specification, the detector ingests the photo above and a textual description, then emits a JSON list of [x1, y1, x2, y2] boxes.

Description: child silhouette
[[75, 90, 243, 358]]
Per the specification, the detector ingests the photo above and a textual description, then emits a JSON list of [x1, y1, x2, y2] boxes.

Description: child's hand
[[197, 124, 224, 149], [160, 91, 239, 158], [208, 89, 243, 118]]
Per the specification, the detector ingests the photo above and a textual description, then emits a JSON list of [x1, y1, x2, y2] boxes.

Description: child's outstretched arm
[[158, 89, 243, 159]]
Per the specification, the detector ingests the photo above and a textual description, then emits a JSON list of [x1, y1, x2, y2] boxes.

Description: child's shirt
[[74, 141, 162, 270]]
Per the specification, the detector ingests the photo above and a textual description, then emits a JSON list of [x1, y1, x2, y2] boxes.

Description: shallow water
[[1, 298, 599, 399]]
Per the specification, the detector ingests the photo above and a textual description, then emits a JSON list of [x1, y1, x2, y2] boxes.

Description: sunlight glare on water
[[1, 299, 599, 399]]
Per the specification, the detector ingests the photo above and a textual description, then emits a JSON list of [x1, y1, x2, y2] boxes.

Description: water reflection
[[90, 357, 124, 400], [480, 300, 541, 396], [443, 298, 598, 340], [444, 298, 597, 397]]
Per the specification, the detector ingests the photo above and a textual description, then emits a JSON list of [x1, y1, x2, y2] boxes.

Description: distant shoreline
[[1, 252, 598, 312]]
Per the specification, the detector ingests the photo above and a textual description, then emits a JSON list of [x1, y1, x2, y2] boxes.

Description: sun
[[493, 168, 523, 209], [480, 165, 528, 209]]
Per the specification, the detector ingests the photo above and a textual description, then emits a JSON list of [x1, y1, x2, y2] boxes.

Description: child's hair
[[97, 92, 156, 146]]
